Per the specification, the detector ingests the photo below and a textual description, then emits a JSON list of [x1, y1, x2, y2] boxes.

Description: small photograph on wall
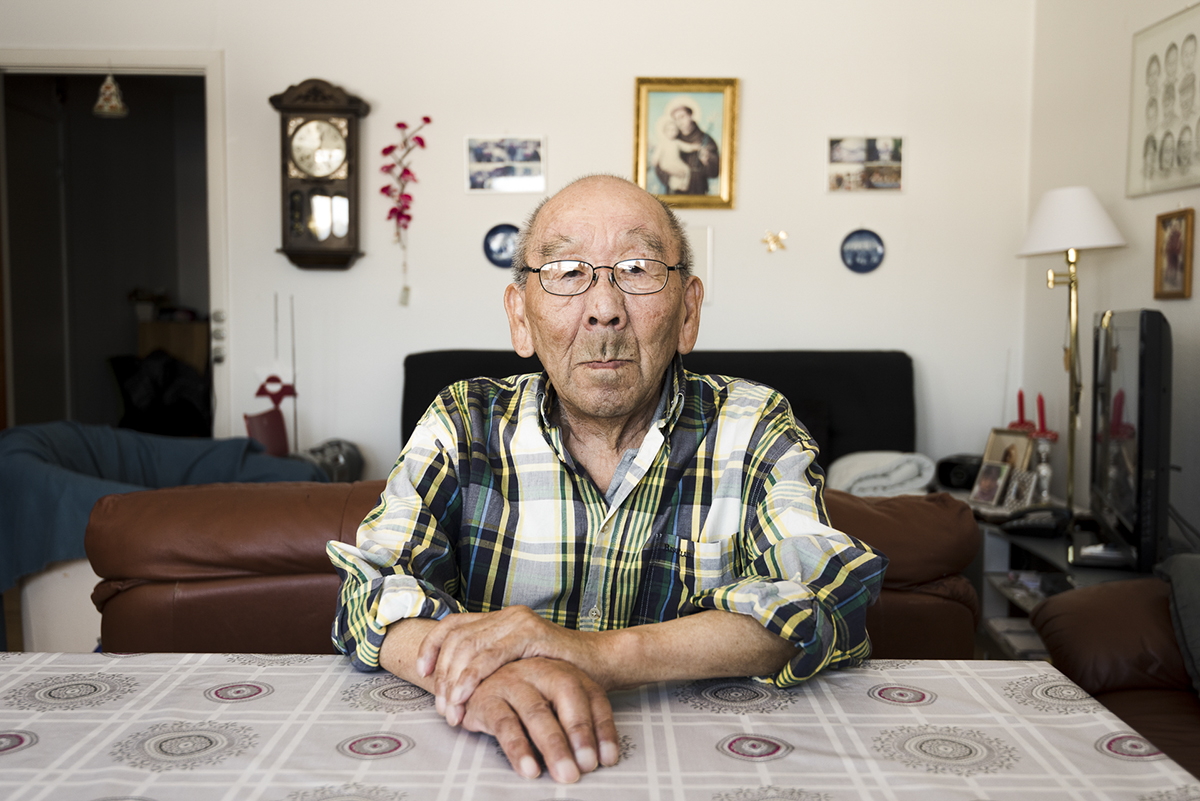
[[634, 77, 738, 209], [828, 137, 902, 191], [466, 137, 545, 193], [1128, 5, 1200, 196], [1154, 207, 1194, 298]]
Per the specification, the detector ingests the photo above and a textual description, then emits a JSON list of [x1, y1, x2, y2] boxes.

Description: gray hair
[[510, 174, 693, 287]]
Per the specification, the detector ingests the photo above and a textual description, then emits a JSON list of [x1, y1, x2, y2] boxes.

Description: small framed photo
[[466, 137, 545, 193], [982, 427, 1034, 472], [828, 136, 903, 192], [1003, 470, 1037, 510], [634, 77, 738, 209], [1154, 207, 1194, 298], [969, 461, 1011, 506]]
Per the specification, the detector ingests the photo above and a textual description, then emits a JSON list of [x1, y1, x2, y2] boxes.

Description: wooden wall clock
[[269, 79, 370, 268]]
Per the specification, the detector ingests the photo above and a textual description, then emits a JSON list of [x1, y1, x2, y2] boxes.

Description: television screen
[[1090, 309, 1172, 572]]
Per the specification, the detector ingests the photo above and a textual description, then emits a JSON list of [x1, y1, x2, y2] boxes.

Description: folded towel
[[826, 450, 936, 497]]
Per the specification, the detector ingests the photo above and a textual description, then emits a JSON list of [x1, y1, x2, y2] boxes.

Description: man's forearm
[[586, 609, 794, 691], [378, 617, 440, 691]]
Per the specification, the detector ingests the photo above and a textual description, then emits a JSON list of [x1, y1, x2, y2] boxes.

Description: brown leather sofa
[[1031, 578, 1200, 779], [87, 480, 979, 660]]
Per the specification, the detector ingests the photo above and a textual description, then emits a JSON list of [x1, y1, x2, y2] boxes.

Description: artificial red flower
[[422, 116, 431, 124], [399, 167, 417, 182], [396, 121, 408, 129], [380, 163, 396, 173], [380, 184, 396, 197], [413, 136, 425, 148], [381, 144, 397, 156]]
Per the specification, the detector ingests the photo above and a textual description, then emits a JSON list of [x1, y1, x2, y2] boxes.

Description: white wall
[[1027, 0, 1200, 532], [0, 0, 1036, 478]]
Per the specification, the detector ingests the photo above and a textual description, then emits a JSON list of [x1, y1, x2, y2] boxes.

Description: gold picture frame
[[982, 427, 1034, 472], [634, 77, 738, 209], [1154, 207, 1194, 298]]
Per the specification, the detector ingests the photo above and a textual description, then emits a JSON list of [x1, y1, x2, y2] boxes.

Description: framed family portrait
[[1154, 207, 1194, 298], [969, 462, 1011, 506], [1127, 5, 1200, 196], [634, 77, 738, 209]]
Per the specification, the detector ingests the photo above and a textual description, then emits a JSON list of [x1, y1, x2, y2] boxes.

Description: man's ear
[[676, 275, 704, 354], [504, 283, 536, 358]]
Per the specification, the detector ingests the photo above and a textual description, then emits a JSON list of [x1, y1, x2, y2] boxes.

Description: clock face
[[290, 119, 347, 178]]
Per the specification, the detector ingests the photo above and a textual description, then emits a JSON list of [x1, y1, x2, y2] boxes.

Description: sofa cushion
[[824, 489, 979, 589], [1031, 577, 1193, 696]]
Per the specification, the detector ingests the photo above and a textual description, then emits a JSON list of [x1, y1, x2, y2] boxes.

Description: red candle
[[1037, 393, 1046, 432], [1018, 389, 1026, 424]]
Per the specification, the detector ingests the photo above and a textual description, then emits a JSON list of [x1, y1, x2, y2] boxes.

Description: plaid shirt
[[328, 358, 886, 686]]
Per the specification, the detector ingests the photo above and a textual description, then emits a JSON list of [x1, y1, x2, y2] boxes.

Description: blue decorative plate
[[483, 223, 519, 268], [840, 229, 885, 273]]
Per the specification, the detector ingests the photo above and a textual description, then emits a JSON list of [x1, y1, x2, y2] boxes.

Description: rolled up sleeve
[[328, 413, 465, 671], [691, 405, 887, 687]]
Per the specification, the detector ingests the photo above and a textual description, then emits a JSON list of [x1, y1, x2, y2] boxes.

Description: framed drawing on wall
[[1128, 5, 1200, 196], [634, 77, 738, 209], [1154, 207, 1194, 298]]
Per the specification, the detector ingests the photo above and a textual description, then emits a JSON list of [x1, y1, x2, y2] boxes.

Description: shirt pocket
[[656, 533, 738, 593]]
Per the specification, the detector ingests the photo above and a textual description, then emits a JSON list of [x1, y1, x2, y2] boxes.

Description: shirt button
[[589, 606, 601, 620]]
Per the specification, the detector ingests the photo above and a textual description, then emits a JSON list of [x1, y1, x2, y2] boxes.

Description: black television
[[1089, 309, 1172, 572]]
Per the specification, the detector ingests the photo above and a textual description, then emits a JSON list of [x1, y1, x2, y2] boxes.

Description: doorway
[[0, 49, 231, 437], [3, 73, 210, 431]]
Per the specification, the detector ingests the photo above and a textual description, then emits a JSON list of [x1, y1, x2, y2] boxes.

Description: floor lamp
[[1018, 187, 1125, 512]]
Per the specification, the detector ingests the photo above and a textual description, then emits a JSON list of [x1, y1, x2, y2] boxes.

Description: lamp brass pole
[[1047, 247, 1081, 511]]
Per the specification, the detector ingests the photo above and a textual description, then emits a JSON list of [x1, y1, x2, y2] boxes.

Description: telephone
[[998, 506, 1073, 538]]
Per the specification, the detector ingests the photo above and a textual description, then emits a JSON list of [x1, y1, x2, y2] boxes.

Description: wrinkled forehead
[[530, 182, 678, 262]]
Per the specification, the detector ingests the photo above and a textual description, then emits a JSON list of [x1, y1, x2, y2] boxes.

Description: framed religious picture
[[634, 77, 738, 209], [1154, 207, 1194, 298], [1127, 5, 1200, 197], [982, 427, 1034, 472]]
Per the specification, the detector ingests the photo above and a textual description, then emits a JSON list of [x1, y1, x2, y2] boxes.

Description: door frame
[[0, 49, 231, 436]]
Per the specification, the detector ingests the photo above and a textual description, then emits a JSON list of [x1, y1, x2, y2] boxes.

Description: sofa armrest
[[86, 480, 386, 586], [1030, 577, 1192, 696], [824, 490, 980, 589]]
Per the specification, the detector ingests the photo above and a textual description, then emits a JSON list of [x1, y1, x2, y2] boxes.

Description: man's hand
[[416, 606, 609, 727], [460, 657, 620, 783]]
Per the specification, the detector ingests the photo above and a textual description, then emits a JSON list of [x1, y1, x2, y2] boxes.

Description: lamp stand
[[1047, 247, 1081, 512]]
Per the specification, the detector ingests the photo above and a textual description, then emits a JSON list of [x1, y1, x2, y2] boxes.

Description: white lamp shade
[[1018, 186, 1126, 256]]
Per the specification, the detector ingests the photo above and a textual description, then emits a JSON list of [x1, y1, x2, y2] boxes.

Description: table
[[1, 653, 1195, 800]]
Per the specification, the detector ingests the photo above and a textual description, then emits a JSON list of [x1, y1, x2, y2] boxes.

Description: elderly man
[[328, 175, 885, 783]]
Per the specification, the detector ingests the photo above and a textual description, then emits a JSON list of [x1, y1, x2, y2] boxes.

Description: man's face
[[671, 107, 697, 136], [504, 177, 703, 424]]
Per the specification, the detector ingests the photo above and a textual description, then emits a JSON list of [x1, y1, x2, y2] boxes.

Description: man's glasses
[[521, 259, 680, 296]]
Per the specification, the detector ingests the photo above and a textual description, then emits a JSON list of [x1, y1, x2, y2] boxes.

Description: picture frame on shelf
[[633, 77, 737, 209], [466, 137, 545, 193], [982, 427, 1034, 472], [969, 461, 1010, 506], [1154, 207, 1194, 298], [1127, 5, 1200, 197], [1003, 470, 1038, 511]]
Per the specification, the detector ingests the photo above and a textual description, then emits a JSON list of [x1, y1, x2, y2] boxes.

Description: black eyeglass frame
[[519, 259, 682, 296]]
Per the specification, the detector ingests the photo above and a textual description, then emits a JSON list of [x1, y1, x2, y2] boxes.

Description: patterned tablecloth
[[0, 652, 1196, 800]]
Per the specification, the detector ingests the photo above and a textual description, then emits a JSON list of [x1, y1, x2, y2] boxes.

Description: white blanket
[[826, 450, 936, 497]]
